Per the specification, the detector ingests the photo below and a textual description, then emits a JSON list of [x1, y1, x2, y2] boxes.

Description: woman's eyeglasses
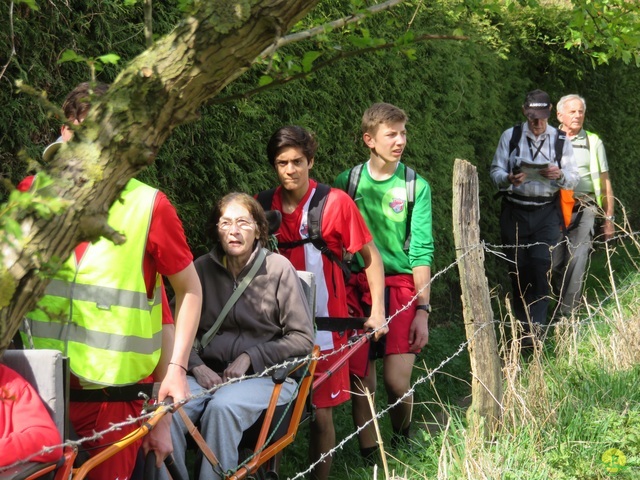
[[217, 218, 256, 231]]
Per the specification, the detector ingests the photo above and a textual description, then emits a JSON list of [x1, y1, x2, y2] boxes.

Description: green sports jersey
[[335, 162, 434, 274]]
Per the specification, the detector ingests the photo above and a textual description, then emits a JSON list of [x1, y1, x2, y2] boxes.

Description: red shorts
[[348, 273, 421, 378], [312, 333, 350, 408], [70, 399, 144, 480]]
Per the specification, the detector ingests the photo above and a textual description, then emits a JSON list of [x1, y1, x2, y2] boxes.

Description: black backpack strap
[[257, 186, 311, 248], [256, 188, 276, 212], [554, 128, 566, 168], [494, 124, 525, 201], [403, 166, 416, 252], [307, 183, 351, 280], [509, 123, 523, 158], [347, 164, 364, 200], [307, 183, 330, 248]]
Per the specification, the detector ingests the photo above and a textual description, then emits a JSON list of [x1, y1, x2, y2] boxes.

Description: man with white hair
[[553, 94, 615, 316]]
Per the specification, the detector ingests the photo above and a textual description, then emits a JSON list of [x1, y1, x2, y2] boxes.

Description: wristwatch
[[416, 304, 431, 314], [605, 215, 615, 221]]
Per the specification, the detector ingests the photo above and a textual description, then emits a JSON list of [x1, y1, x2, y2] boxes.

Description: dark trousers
[[500, 200, 563, 330]]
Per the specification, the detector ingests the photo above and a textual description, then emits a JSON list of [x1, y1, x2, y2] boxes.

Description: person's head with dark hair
[[266, 126, 318, 199], [62, 82, 110, 123], [208, 193, 269, 254], [266, 126, 318, 167], [43, 82, 110, 161]]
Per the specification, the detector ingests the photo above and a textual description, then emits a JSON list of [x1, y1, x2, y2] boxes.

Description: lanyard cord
[[526, 137, 546, 161]]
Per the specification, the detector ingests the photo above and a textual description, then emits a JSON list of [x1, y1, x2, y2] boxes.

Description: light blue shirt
[[490, 122, 579, 205]]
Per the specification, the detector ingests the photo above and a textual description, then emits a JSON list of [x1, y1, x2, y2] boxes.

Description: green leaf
[[15, 0, 39, 10], [57, 49, 84, 65], [258, 75, 273, 87], [2, 218, 22, 241], [348, 35, 376, 49], [31, 173, 54, 191], [176, 0, 194, 12], [402, 48, 417, 61], [123, 0, 138, 5], [97, 54, 121, 65], [301, 51, 322, 73]]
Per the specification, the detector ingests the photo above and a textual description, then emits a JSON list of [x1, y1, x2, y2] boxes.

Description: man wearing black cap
[[490, 89, 579, 344]]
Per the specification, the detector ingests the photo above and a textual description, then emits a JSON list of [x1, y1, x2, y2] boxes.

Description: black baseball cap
[[523, 89, 552, 119]]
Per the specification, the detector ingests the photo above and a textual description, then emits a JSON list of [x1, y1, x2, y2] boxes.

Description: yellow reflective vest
[[24, 179, 163, 387], [585, 130, 604, 207]]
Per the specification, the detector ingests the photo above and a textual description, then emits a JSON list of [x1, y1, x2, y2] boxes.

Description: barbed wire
[[2, 230, 638, 475], [0, 246, 477, 473], [287, 320, 492, 480]]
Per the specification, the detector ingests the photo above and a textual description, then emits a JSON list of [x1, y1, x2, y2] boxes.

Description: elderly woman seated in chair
[[167, 192, 315, 480]]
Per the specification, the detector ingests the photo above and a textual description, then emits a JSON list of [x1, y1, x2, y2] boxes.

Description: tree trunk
[[0, 0, 318, 351], [452, 158, 503, 436]]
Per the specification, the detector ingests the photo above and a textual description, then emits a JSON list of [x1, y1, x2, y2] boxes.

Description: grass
[[276, 233, 640, 479]]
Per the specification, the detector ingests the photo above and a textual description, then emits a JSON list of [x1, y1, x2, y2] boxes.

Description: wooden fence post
[[452, 158, 503, 436]]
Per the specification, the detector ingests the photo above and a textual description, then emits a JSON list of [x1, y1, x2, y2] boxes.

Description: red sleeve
[[0, 366, 62, 466], [324, 188, 373, 255], [144, 192, 193, 325], [145, 192, 193, 276]]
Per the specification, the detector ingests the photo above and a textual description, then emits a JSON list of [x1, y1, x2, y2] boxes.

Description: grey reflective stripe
[[45, 279, 160, 311], [27, 320, 162, 354]]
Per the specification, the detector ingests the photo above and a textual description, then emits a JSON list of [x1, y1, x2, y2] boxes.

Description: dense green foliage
[[1, 0, 639, 313]]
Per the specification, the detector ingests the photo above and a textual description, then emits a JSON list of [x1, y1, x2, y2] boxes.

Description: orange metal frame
[[227, 346, 320, 480], [70, 404, 172, 480]]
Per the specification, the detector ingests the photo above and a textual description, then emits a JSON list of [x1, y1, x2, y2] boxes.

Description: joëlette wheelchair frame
[[171, 329, 370, 480], [4, 331, 370, 480], [2, 270, 370, 480]]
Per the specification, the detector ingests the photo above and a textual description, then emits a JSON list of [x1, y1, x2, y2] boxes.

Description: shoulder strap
[[256, 188, 276, 212], [554, 128, 566, 168], [347, 164, 364, 199], [509, 123, 523, 158], [307, 183, 351, 279], [403, 166, 416, 251], [307, 183, 331, 247], [199, 248, 267, 351]]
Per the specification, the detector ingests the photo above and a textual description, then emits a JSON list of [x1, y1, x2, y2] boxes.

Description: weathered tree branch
[[0, 0, 319, 351], [144, 0, 153, 48], [0, 1, 17, 84], [258, 0, 408, 59], [214, 32, 467, 104]]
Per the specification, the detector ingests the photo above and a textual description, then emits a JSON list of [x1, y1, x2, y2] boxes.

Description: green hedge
[[1, 1, 638, 316]]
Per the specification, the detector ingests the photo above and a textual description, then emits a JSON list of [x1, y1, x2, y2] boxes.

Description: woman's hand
[[191, 364, 223, 389], [223, 353, 251, 382]]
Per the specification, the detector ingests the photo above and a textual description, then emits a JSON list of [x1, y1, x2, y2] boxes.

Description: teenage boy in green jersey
[[334, 102, 434, 462]]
